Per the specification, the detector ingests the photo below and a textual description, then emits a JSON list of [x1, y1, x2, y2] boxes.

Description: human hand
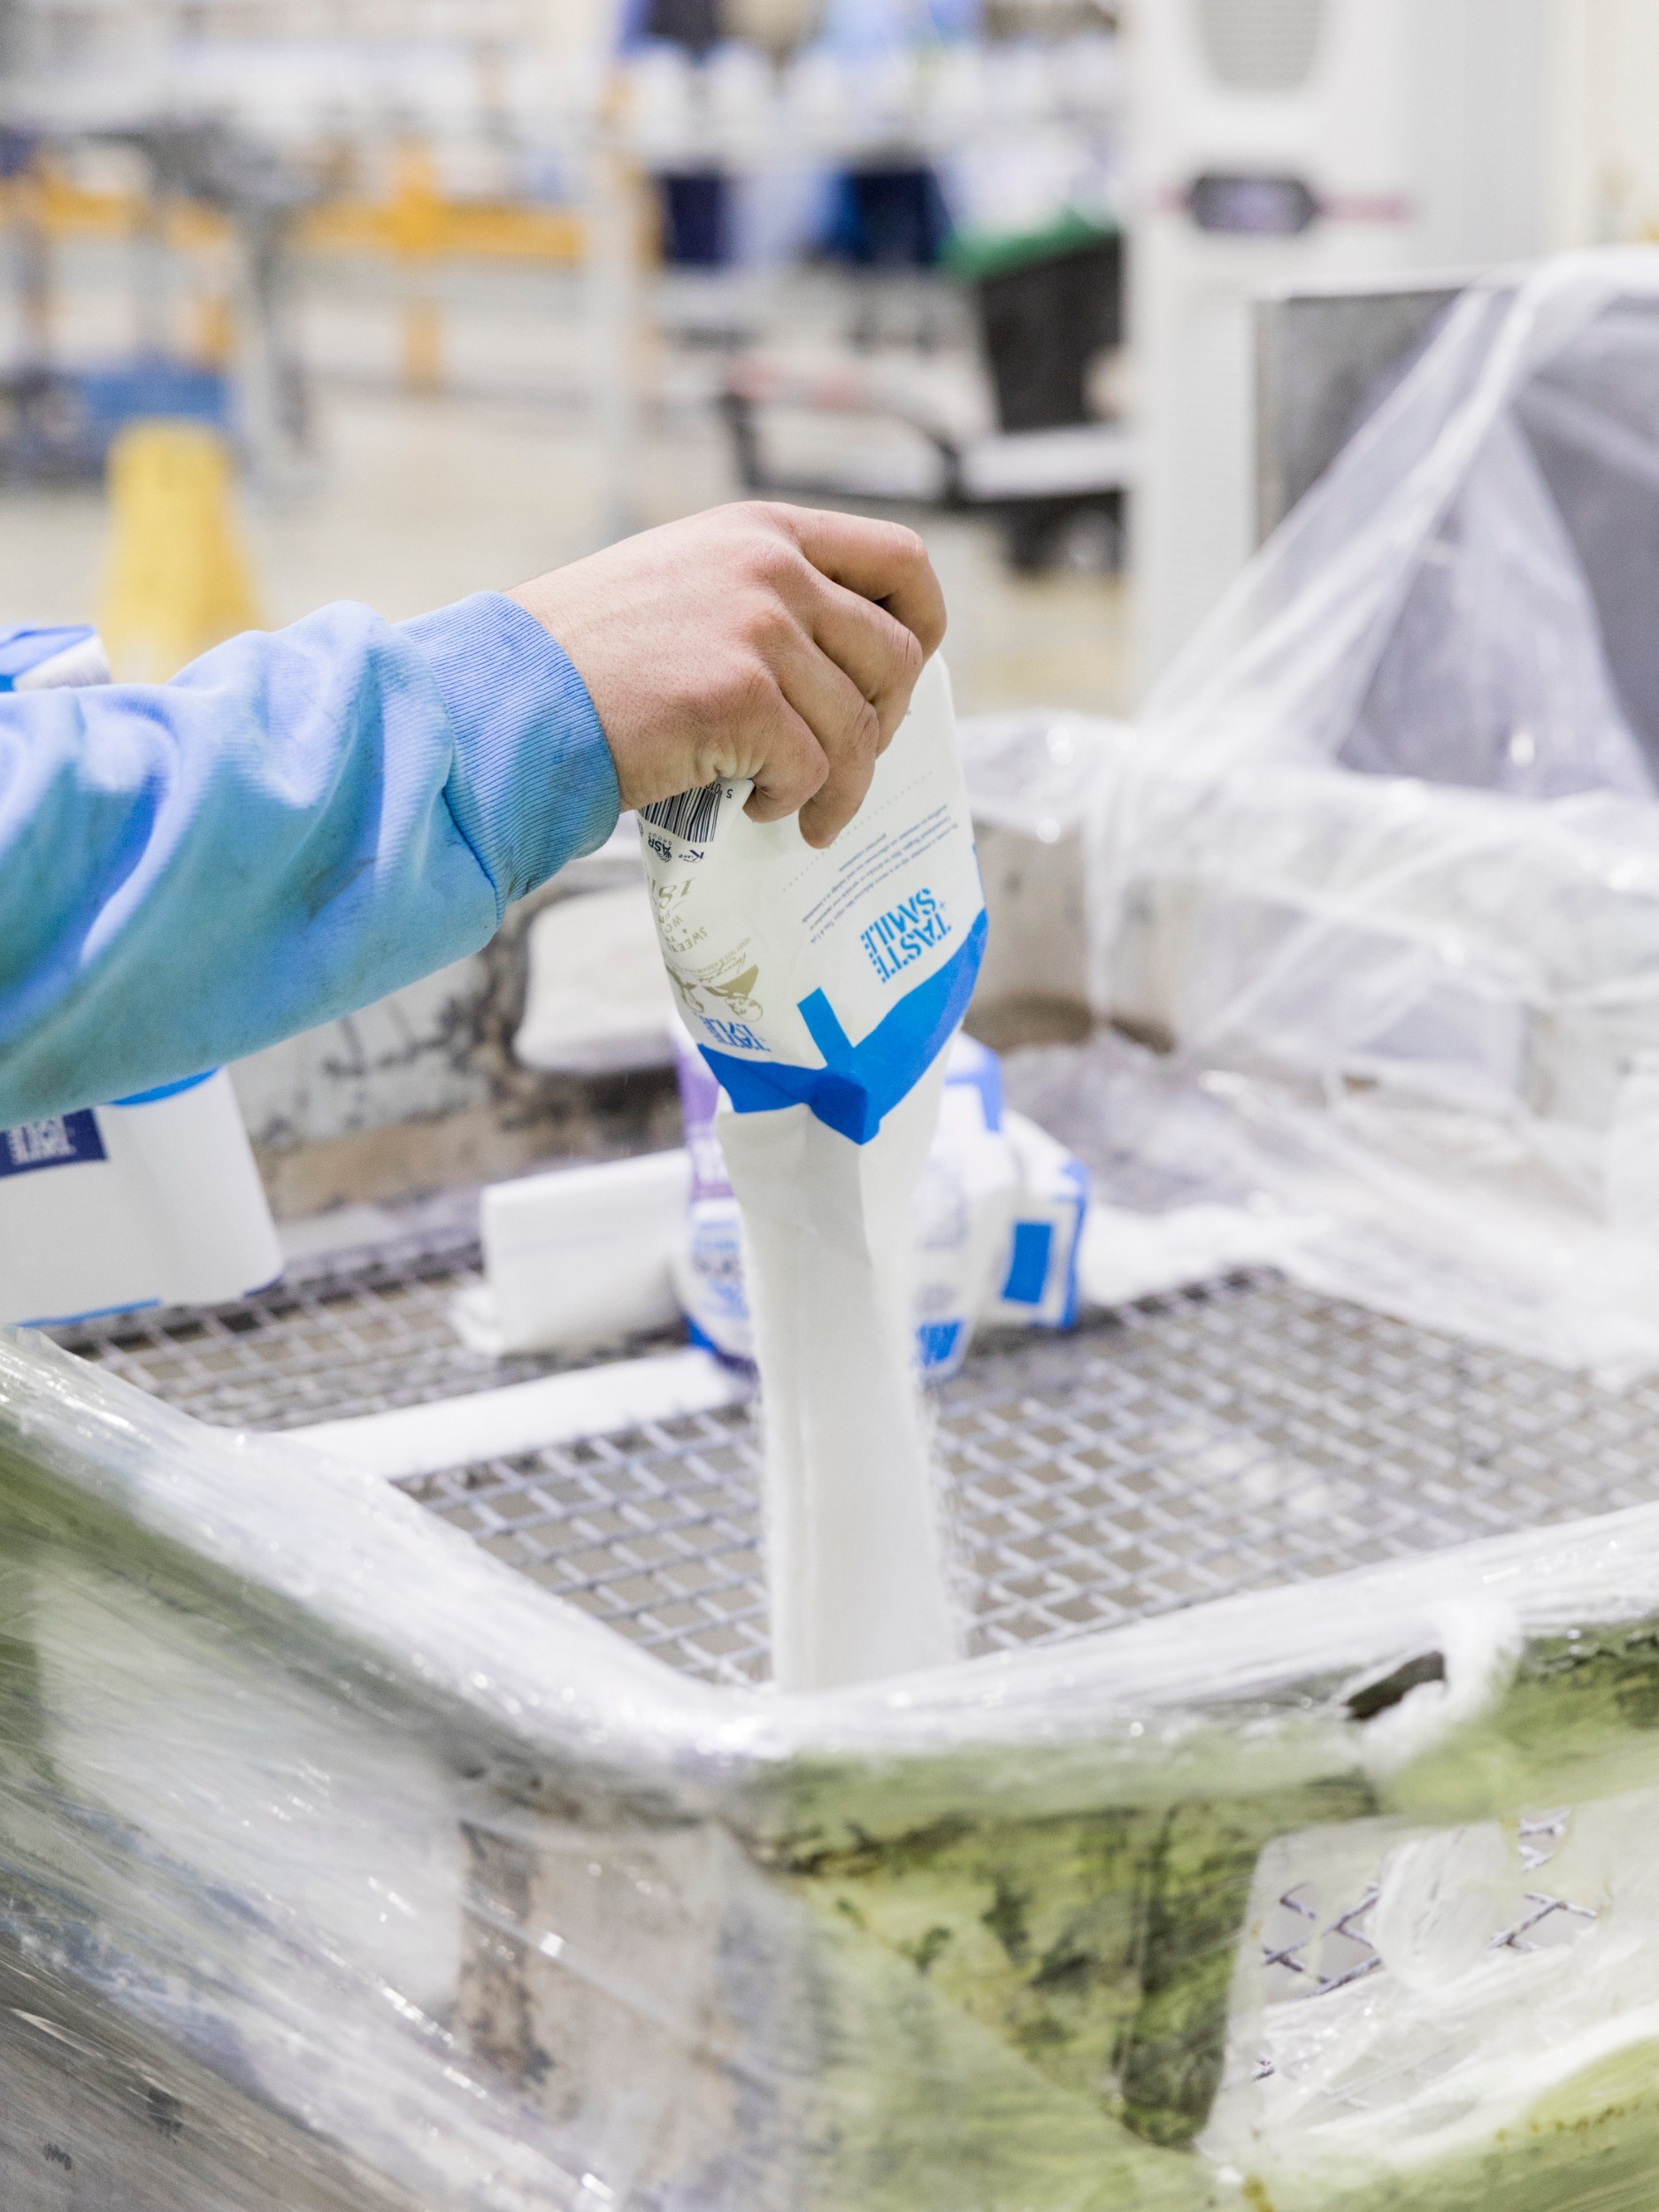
[[508, 501, 946, 849]]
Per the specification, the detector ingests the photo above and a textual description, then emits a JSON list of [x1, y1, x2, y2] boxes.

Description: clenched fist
[[509, 501, 947, 849]]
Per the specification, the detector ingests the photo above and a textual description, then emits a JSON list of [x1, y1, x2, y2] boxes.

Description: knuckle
[[747, 537, 803, 595], [743, 595, 795, 657], [847, 694, 881, 757], [727, 500, 792, 558], [764, 747, 823, 812], [731, 654, 779, 723], [700, 651, 772, 729], [716, 498, 767, 540], [891, 522, 929, 569], [890, 620, 926, 682]]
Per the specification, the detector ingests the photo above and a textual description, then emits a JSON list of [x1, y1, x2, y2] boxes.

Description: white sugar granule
[[718, 1057, 961, 1692]]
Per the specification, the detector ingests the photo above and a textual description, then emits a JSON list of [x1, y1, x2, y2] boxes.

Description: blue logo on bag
[[701, 906, 989, 1146], [0, 1110, 105, 1178], [703, 1016, 765, 1052], [861, 887, 949, 984]]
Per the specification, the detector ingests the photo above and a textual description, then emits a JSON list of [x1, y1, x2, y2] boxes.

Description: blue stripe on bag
[[0, 1109, 107, 1178], [111, 1069, 217, 1107], [700, 907, 988, 1144], [1001, 1221, 1054, 1306]]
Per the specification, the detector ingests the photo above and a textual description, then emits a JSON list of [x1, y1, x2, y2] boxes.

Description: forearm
[[0, 593, 618, 1126]]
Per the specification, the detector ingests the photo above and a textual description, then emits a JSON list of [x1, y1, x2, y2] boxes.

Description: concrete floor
[[0, 256, 1134, 718]]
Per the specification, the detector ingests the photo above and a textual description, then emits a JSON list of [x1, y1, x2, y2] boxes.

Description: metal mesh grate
[[51, 1240, 1659, 1689], [404, 1406, 772, 1680], [48, 1229, 674, 1432]]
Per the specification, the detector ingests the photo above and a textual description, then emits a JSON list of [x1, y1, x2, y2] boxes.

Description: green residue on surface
[[782, 1777, 1375, 2160], [1122, 1800, 1284, 2149], [1249, 2039, 1659, 2212], [768, 1615, 1659, 2208], [1389, 1617, 1659, 1824]]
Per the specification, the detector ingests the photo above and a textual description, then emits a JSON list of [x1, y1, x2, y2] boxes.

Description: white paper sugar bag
[[639, 656, 987, 1689], [0, 1072, 282, 1327], [892, 1033, 1016, 1376], [0, 624, 280, 1327], [638, 657, 986, 1141], [983, 1106, 1089, 1331]]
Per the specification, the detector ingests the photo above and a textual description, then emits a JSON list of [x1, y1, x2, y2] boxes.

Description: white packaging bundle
[[639, 655, 987, 1689], [457, 1148, 688, 1356]]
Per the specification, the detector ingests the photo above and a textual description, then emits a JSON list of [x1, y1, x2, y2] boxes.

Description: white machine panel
[[1129, 0, 1555, 684]]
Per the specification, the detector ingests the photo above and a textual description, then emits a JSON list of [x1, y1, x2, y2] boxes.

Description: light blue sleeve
[[0, 592, 621, 1126]]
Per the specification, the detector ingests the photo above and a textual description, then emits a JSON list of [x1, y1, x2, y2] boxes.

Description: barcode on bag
[[640, 780, 724, 847]]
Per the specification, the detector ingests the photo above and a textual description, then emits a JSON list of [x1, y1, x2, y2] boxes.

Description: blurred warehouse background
[[0, 0, 1655, 712]]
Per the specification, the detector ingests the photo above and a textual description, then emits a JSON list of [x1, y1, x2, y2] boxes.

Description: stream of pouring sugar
[[718, 1056, 959, 1690], [638, 655, 985, 1692]]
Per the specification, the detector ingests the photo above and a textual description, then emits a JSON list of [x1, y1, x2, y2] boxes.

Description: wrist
[[399, 591, 620, 907]]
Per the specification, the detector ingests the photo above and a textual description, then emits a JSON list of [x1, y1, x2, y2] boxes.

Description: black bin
[[953, 214, 1124, 433], [948, 213, 1125, 570]]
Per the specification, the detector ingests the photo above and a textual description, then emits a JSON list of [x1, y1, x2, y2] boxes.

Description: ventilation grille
[[1194, 0, 1325, 92]]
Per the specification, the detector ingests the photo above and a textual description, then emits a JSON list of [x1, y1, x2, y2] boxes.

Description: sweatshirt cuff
[[399, 590, 621, 907]]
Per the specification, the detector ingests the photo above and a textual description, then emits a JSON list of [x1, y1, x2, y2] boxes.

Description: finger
[[806, 574, 926, 746], [770, 506, 947, 657], [771, 631, 883, 847], [739, 678, 829, 827]]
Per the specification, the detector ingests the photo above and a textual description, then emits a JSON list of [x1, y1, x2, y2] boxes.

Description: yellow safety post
[[98, 421, 264, 682], [389, 139, 445, 396]]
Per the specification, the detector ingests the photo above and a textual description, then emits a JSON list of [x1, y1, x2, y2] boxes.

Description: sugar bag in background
[[918, 1034, 1089, 1349], [672, 1022, 1089, 1375], [910, 1033, 1024, 1372], [0, 623, 281, 1327], [983, 1102, 1090, 1332], [639, 655, 986, 1691], [672, 1033, 753, 1358]]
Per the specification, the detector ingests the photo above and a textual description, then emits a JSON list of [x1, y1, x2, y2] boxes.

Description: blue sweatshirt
[[0, 593, 620, 1127]]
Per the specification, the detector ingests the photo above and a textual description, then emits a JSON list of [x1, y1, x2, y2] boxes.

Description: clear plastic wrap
[[963, 250, 1659, 1383], [17, 1325, 1659, 2208], [1141, 251, 1659, 800]]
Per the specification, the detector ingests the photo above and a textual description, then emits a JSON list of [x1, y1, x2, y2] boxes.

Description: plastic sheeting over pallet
[[16, 1325, 1659, 2210], [13, 246, 1659, 2212], [968, 248, 1659, 1383]]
